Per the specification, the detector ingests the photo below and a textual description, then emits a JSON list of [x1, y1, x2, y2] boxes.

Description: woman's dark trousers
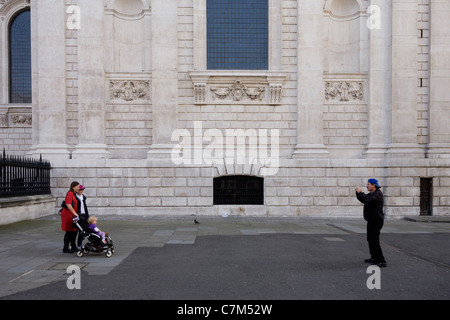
[[63, 231, 78, 252]]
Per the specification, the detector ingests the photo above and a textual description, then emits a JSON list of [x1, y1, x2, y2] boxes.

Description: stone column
[[147, 0, 179, 159], [72, 0, 109, 159], [428, 0, 450, 158], [29, 0, 70, 159], [365, 0, 392, 158], [292, 0, 328, 159], [388, 0, 422, 158]]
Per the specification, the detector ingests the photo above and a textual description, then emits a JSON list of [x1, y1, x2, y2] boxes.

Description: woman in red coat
[[61, 181, 80, 253]]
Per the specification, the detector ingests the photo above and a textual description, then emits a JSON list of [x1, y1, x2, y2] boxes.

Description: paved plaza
[[0, 215, 449, 300]]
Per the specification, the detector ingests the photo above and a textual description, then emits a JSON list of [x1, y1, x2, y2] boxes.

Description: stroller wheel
[[105, 250, 112, 258], [76, 250, 84, 257]]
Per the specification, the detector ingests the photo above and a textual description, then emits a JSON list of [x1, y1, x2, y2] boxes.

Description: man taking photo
[[356, 178, 387, 268]]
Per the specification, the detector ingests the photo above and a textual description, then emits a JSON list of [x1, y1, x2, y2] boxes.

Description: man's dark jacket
[[356, 189, 384, 222]]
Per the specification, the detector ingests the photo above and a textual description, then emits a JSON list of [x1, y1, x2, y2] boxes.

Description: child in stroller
[[73, 215, 115, 258]]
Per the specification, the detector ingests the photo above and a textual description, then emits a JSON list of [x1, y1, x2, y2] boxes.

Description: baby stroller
[[72, 216, 115, 258]]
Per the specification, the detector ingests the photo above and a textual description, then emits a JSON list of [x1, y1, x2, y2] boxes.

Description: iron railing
[[0, 149, 51, 198]]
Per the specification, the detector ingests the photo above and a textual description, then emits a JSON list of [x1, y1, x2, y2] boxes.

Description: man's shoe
[[376, 262, 387, 268], [364, 258, 375, 263]]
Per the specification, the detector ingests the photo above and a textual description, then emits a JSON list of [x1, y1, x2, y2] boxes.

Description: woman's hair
[[69, 181, 80, 193]]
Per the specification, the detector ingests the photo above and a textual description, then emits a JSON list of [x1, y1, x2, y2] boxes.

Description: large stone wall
[[50, 157, 450, 218], [1, 0, 450, 218]]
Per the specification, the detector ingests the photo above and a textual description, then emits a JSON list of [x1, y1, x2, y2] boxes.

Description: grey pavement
[[0, 214, 449, 300]]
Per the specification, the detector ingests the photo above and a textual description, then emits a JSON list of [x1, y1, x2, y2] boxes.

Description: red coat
[[61, 191, 78, 232]]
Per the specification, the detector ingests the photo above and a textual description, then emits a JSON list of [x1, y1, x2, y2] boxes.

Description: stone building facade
[[1, 0, 449, 218]]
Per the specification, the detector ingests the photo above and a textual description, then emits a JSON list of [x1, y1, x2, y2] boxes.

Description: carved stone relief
[[109, 80, 150, 102], [325, 81, 364, 103], [194, 83, 206, 104], [0, 112, 7, 127], [189, 71, 286, 105], [269, 84, 282, 105], [0, 0, 30, 11], [0, 109, 32, 127], [210, 80, 265, 102], [0, 0, 12, 7], [9, 113, 32, 126]]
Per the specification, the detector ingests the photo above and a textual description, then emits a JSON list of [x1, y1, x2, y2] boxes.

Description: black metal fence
[[0, 149, 51, 198]]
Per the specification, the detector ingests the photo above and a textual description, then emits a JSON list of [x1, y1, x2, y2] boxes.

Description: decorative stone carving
[[0, 112, 7, 127], [269, 84, 282, 105], [0, 108, 32, 127], [189, 71, 286, 105], [325, 81, 364, 102], [194, 83, 206, 104], [9, 114, 32, 126], [210, 80, 265, 102], [0, 0, 29, 11], [109, 80, 150, 102]]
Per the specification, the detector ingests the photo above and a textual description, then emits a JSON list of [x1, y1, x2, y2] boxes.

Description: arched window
[[213, 175, 264, 205], [9, 10, 31, 103]]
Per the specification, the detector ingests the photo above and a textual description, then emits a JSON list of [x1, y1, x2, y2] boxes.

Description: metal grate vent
[[213, 175, 264, 205]]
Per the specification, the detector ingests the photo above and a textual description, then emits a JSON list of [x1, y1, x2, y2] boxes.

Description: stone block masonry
[[0, 195, 55, 226], [49, 157, 450, 218]]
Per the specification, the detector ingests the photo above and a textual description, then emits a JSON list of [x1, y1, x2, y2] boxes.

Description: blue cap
[[368, 178, 381, 188]]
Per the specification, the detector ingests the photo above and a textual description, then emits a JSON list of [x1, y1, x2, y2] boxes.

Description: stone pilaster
[[388, 0, 423, 158], [292, 0, 328, 159], [29, 0, 70, 159], [147, 0, 179, 159], [428, 0, 450, 158], [365, 0, 392, 159], [72, 0, 109, 159]]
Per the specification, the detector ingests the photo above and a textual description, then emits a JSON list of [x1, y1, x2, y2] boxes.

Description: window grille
[[207, 0, 268, 70], [9, 10, 32, 103], [213, 175, 264, 205]]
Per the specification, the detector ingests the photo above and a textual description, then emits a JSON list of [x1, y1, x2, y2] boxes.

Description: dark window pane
[[9, 10, 31, 103], [207, 0, 268, 70]]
